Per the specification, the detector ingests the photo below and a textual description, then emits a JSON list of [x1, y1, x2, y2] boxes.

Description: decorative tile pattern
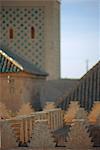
[[1, 7, 45, 68]]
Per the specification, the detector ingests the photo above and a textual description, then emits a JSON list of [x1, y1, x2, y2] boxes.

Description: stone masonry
[[30, 120, 56, 148], [0, 0, 60, 80], [0, 121, 17, 150]]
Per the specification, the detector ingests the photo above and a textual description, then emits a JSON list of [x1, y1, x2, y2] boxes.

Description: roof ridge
[[0, 49, 23, 71], [63, 61, 100, 111], [0, 48, 48, 76], [80, 61, 100, 80]]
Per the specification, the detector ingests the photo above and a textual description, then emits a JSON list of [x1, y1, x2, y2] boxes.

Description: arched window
[[31, 26, 35, 39], [9, 28, 13, 39]]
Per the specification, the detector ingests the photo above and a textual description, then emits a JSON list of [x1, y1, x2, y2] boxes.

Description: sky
[[61, 0, 100, 79]]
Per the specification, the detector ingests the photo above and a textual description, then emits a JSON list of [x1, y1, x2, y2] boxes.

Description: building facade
[[0, 49, 48, 111], [0, 0, 60, 80]]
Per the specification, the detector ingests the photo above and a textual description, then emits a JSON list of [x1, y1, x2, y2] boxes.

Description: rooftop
[[0, 49, 48, 76]]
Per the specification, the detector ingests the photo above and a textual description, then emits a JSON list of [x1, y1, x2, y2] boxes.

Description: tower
[[0, 0, 60, 80]]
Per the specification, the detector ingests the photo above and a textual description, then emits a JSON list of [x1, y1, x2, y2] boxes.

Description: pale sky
[[61, 0, 100, 78]]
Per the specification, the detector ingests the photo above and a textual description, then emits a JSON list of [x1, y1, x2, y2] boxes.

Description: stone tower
[[0, 0, 60, 80]]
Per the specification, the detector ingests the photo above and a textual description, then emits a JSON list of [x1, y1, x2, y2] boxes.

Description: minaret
[[0, 0, 61, 80]]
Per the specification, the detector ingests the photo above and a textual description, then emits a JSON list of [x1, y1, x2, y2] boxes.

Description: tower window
[[31, 26, 35, 39], [9, 28, 13, 39]]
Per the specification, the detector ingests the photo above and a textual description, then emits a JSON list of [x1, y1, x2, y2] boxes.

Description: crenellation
[[30, 120, 56, 148], [66, 121, 93, 149], [88, 101, 100, 124], [0, 102, 100, 149], [0, 0, 100, 149], [64, 101, 80, 124]]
